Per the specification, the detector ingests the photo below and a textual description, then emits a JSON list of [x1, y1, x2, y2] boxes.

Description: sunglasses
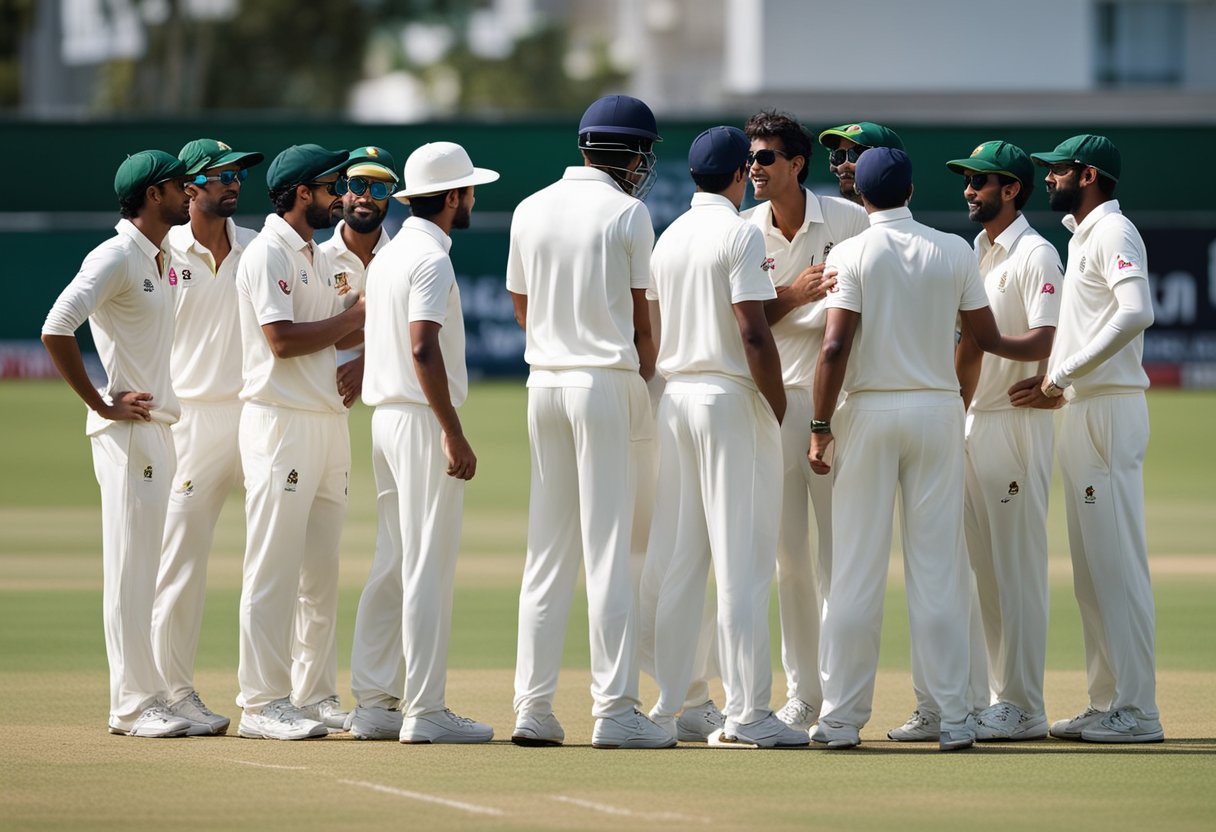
[[962, 173, 997, 190], [192, 168, 248, 187], [1048, 163, 1082, 177], [828, 146, 868, 167], [746, 148, 790, 167], [336, 176, 392, 200], [307, 179, 341, 195]]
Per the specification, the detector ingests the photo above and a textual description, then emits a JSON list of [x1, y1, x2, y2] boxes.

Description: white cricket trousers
[[632, 375, 720, 710], [514, 368, 650, 720], [91, 420, 176, 730], [1058, 393, 1158, 719], [238, 403, 349, 711], [350, 405, 464, 716], [819, 391, 972, 732], [964, 407, 1053, 716], [648, 379, 782, 728], [152, 398, 243, 702], [776, 386, 832, 706]]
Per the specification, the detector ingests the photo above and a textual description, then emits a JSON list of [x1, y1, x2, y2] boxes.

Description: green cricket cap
[[114, 150, 187, 202], [946, 140, 1035, 191], [818, 121, 904, 151], [178, 138, 264, 175], [344, 146, 399, 183], [1030, 134, 1121, 182], [265, 144, 350, 190]]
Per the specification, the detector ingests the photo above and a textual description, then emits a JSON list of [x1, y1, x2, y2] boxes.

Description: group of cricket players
[[42, 93, 1164, 753]]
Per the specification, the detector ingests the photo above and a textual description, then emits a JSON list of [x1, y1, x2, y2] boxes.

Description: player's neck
[[769, 186, 805, 242], [982, 210, 1019, 244], [190, 211, 231, 259], [341, 223, 381, 268], [130, 214, 172, 249], [1070, 193, 1113, 227]]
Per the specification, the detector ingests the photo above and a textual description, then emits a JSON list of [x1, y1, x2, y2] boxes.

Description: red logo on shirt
[[828, 283, 840, 293], [167, 267, 178, 286], [761, 257, 775, 272], [1117, 257, 1135, 270], [278, 279, 292, 295], [1041, 283, 1055, 294]]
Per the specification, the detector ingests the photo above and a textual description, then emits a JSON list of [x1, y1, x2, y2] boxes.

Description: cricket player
[[508, 94, 671, 749], [818, 122, 905, 205], [148, 138, 263, 737], [42, 150, 193, 737], [949, 140, 1061, 741], [319, 145, 396, 408], [1015, 135, 1162, 743], [646, 126, 807, 748], [807, 148, 1017, 752], [741, 110, 868, 731], [234, 144, 365, 740], [353, 141, 499, 744]]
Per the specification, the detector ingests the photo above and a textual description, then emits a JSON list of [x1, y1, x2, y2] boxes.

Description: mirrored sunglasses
[[192, 168, 248, 186]]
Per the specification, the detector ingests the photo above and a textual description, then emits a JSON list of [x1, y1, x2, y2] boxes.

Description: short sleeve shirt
[[650, 192, 776, 387], [235, 213, 345, 413], [742, 188, 869, 387], [970, 214, 1063, 412], [825, 206, 988, 394], [42, 219, 180, 435], [362, 217, 467, 408]]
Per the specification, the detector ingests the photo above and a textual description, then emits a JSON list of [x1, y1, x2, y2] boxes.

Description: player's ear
[[1004, 180, 1021, 205]]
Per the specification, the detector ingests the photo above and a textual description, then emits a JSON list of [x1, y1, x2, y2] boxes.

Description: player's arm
[[261, 293, 365, 359], [336, 353, 364, 408], [1050, 277, 1152, 388], [509, 291, 527, 330], [734, 300, 785, 424], [411, 320, 475, 480], [955, 326, 982, 410], [809, 306, 859, 474], [764, 264, 836, 324], [41, 334, 152, 421], [632, 287, 656, 381]]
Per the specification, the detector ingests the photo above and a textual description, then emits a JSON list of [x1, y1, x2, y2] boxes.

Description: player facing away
[[352, 142, 499, 744], [42, 150, 193, 737], [818, 121, 905, 205], [507, 94, 672, 749], [645, 127, 807, 749], [233, 145, 366, 740], [1013, 135, 1162, 744], [150, 138, 263, 737], [947, 141, 1062, 742], [740, 110, 868, 732], [807, 148, 1021, 752]]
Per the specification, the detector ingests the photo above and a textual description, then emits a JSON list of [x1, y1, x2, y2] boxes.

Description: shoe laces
[[1104, 709, 1138, 731], [187, 691, 217, 717], [906, 709, 935, 728], [443, 709, 477, 726], [980, 702, 1017, 726]]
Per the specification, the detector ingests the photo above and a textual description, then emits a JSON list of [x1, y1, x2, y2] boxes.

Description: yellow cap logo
[[971, 144, 985, 157], [847, 124, 861, 132], [218, 141, 231, 151], [366, 147, 378, 156]]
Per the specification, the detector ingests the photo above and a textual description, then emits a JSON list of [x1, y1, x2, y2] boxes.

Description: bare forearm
[[414, 348, 463, 438], [744, 337, 786, 421], [812, 352, 846, 423], [985, 327, 1055, 363], [956, 333, 982, 410], [41, 334, 107, 411], [264, 307, 361, 358], [764, 290, 802, 325]]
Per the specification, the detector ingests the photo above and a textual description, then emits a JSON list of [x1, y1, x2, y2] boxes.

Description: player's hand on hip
[[443, 432, 477, 481], [99, 390, 154, 422], [808, 432, 834, 475], [1009, 375, 1066, 410]]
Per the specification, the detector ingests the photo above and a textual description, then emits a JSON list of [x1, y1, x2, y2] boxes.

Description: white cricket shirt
[[506, 166, 653, 377], [235, 213, 345, 414], [42, 219, 180, 435], [970, 214, 1063, 412], [318, 219, 391, 308], [1048, 200, 1150, 396], [363, 217, 467, 409], [742, 188, 869, 388], [649, 193, 775, 388], [166, 218, 258, 402], [825, 206, 989, 394]]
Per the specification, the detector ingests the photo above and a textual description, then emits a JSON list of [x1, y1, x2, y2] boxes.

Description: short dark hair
[[863, 184, 912, 210], [1096, 173, 1117, 197], [692, 166, 746, 196], [270, 184, 298, 216], [118, 191, 146, 219], [996, 174, 1032, 210], [743, 110, 814, 184], [409, 186, 466, 220]]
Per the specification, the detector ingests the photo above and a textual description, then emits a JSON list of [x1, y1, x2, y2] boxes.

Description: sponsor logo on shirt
[[1084, 485, 1096, 505], [143, 465, 153, 481], [761, 257, 775, 272], [1041, 283, 1056, 294], [168, 267, 178, 286], [177, 479, 194, 497], [822, 242, 834, 260], [300, 268, 309, 285], [1078, 256, 1087, 273], [1117, 256, 1135, 270], [285, 469, 299, 493], [143, 278, 155, 293], [997, 272, 1008, 293], [181, 268, 192, 283], [334, 272, 350, 295], [1001, 481, 1019, 503], [278, 279, 291, 295]]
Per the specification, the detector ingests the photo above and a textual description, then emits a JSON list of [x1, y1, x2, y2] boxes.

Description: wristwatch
[[810, 419, 832, 434]]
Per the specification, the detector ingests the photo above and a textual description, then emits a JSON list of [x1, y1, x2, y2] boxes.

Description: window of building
[[1095, 0, 1185, 86]]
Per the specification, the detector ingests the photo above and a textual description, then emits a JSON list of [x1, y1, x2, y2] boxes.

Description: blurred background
[[2, 0, 1215, 383]]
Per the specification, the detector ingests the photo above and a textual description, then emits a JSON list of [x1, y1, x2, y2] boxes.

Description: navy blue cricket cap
[[578, 95, 661, 142], [266, 144, 349, 190], [688, 126, 750, 175], [854, 147, 913, 206]]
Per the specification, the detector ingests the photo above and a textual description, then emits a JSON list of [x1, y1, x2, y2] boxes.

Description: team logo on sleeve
[[334, 272, 350, 295], [177, 479, 194, 497], [285, 469, 299, 493], [168, 267, 178, 286], [278, 279, 292, 295], [143, 278, 155, 293], [1116, 255, 1135, 270], [299, 269, 309, 285], [761, 257, 775, 272], [822, 242, 834, 260], [997, 272, 1008, 293], [1084, 485, 1096, 505], [1041, 283, 1056, 294]]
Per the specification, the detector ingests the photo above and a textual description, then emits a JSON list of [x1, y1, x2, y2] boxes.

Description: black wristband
[[810, 419, 832, 434]]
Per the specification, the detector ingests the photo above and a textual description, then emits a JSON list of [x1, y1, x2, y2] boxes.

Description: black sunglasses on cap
[[828, 146, 868, 166], [746, 148, 790, 167]]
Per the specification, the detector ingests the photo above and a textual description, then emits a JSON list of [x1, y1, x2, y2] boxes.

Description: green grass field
[[1, 381, 1213, 831]]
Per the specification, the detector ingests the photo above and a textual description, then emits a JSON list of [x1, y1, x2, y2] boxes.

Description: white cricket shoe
[[298, 696, 350, 731], [238, 698, 328, 740], [710, 713, 810, 748], [1080, 709, 1164, 744], [592, 709, 677, 749], [676, 700, 725, 742], [1049, 706, 1109, 740], [511, 713, 565, 747], [810, 719, 861, 749], [888, 709, 939, 741], [973, 702, 1048, 741], [168, 691, 230, 736], [400, 709, 493, 744], [776, 697, 817, 731], [939, 727, 976, 752], [109, 702, 192, 738], [349, 705, 404, 740]]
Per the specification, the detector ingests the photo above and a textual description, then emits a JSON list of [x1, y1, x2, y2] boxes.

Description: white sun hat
[[392, 141, 500, 202]]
